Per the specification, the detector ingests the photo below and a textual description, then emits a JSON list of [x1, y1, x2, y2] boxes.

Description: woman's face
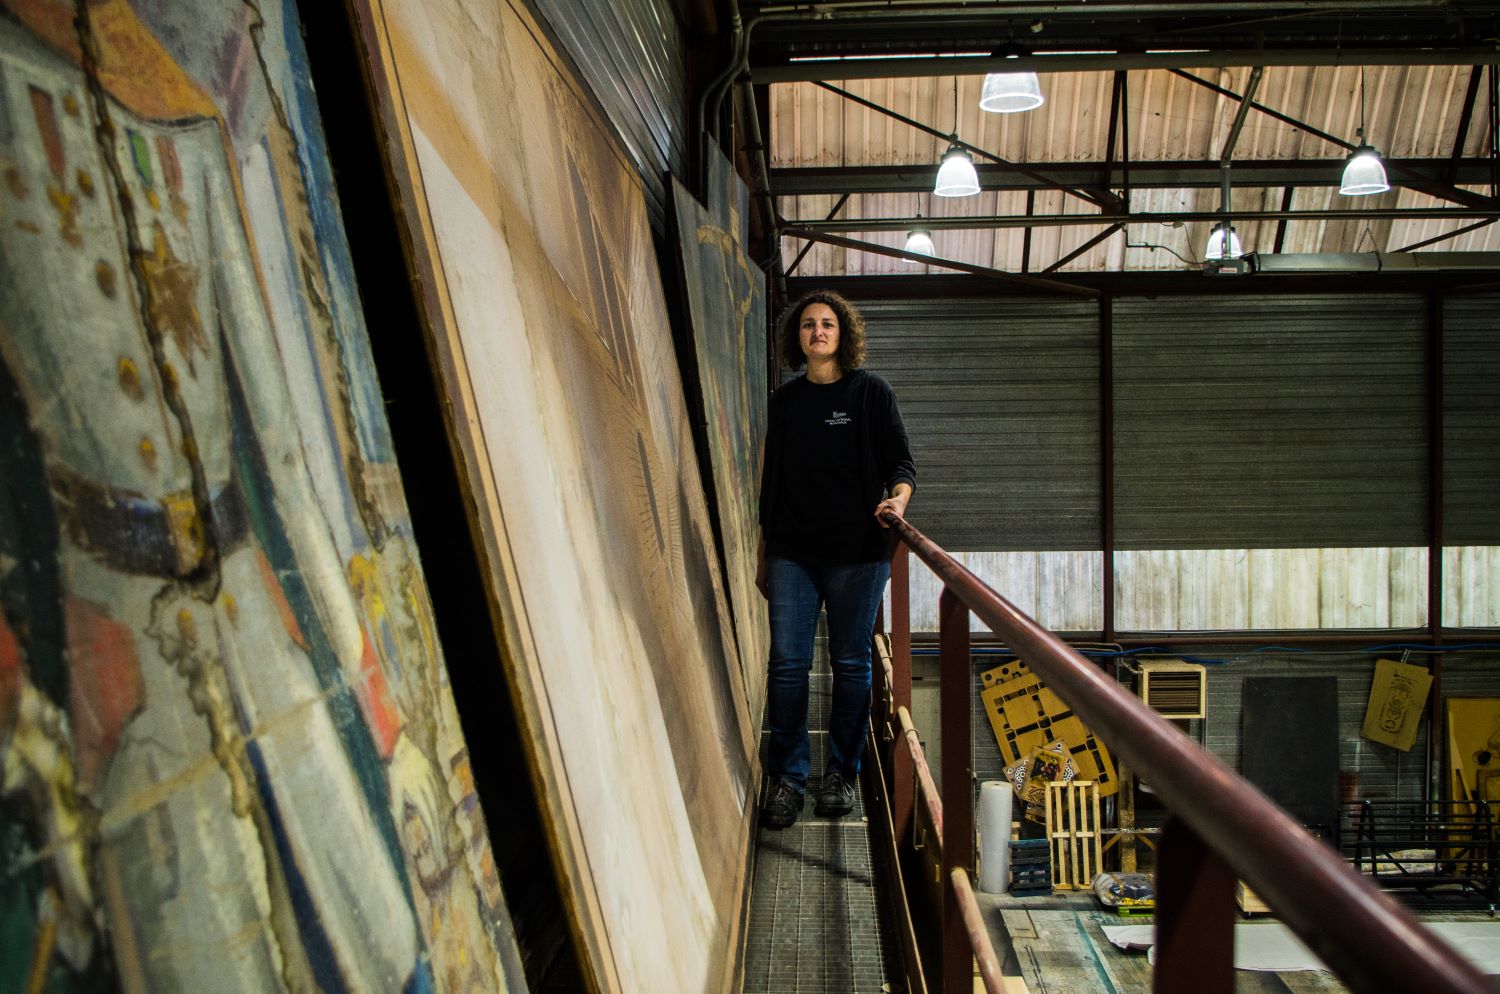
[[798, 303, 840, 364]]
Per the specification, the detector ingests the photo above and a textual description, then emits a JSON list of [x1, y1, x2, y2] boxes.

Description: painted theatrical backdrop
[[348, 0, 759, 991], [0, 2, 525, 992], [671, 152, 769, 722]]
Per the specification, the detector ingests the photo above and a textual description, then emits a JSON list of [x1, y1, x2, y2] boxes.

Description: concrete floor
[[978, 889, 1500, 994]]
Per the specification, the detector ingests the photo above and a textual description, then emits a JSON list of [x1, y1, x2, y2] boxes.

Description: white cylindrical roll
[[977, 780, 1013, 893]]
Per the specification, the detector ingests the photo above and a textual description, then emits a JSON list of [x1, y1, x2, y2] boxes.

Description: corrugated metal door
[[529, 0, 687, 230], [859, 297, 1102, 552], [1114, 294, 1428, 550], [1443, 294, 1500, 547]]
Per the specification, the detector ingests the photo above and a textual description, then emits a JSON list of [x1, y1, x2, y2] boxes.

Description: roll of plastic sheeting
[[977, 780, 1014, 893]]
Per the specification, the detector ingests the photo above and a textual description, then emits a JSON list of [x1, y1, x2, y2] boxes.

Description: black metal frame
[[1342, 800, 1500, 911]]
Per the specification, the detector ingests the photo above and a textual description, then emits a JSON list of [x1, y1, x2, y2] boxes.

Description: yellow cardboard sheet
[[981, 659, 1117, 798], [1360, 658, 1433, 751]]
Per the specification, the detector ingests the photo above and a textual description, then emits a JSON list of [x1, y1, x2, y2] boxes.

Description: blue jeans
[[766, 554, 891, 793]]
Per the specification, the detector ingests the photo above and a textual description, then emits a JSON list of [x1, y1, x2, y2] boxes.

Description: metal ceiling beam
[[1104, 71, 1124, 194], [1448, 66, 1486, 185], [787, 207, 1500, 232], [1171, 68, 1497, 209], [781, 227, 1101, 296], [1021, 190, 1035, 272], [769, 159, 1500, 195], [1043, 223, 1124, 273], [752, 47, 1500, 84], [1272, 186, 1295, 253], [785, 193, 848, 275], [812, 81, 1116, 209], [1394, 218, 1499, 253]]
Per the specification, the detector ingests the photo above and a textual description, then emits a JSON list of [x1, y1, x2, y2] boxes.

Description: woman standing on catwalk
[[756, 290, 916, 829]]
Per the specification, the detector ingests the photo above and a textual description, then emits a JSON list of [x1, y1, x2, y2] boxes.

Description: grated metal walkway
[[743, 637, 905, 994]]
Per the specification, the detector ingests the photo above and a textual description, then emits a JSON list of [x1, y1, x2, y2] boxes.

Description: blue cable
[[909, 641, 1500, 666]]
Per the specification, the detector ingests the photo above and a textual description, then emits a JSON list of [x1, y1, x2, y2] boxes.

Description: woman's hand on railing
[[875, 483, 911, 527]]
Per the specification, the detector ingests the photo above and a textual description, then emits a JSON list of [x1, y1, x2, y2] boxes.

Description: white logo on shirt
[[825, 410, 851, 426]]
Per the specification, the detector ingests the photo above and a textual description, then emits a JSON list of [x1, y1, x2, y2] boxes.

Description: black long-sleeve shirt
[[758, 369, 916, 564]]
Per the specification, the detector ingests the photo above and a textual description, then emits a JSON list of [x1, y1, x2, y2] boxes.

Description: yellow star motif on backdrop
[[137, 220, 208, 370]]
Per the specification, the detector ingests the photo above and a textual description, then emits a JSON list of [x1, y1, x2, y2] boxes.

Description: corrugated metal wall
[[857, 291, 1499, 631], [859, 292, 1445, 557], [530, 0, 688, 230], [1114, 294, 1428, 550], [860, 297, 1101, 551], [1444, 294, 1500, 548]]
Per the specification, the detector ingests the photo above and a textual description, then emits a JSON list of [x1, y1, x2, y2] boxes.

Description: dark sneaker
[[815, 769, 856, 817], [763, 778, 804, 830]]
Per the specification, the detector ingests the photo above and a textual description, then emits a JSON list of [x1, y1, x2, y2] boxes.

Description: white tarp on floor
[[1101, 922, 1500, 974]]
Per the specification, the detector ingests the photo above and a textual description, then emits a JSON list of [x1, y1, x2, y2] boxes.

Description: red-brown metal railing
[[878, 509, 1491, 994]]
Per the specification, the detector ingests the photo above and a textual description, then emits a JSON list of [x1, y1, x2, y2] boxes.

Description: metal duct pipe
[[734, 80, 787, 306]]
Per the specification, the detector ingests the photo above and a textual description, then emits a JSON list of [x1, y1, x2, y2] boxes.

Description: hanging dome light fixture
[[980, 50, 1044, 114], [933, 140, 980, 197], [903, 227, 935, 256], [933, 79, 980, 198], [1204, 222, 1243, 261], [1340, 67, 1390, 197], [1340, 140, 1390, 196]]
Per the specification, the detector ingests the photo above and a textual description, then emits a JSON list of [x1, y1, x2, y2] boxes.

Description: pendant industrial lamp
[[980, 48, 1044, 114], [934, 141, 980, 197], [934, 80, 980, 197], [1205, 222, 1243, 261], [903, 224, 935, 256], [1205, 161, 1243, 262], [1340, 67, 1390, 196]]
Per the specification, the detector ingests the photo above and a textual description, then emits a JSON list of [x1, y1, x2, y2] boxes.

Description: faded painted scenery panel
[[671, 151, 768, 720], [0, 2, 523, 991], [348, 1, 756, 993]]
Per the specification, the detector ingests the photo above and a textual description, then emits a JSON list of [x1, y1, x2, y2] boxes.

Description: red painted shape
[[29, 86, 66, 181], [0, 610, 20, 736], [355, 629, 401, 759], [64, 595, 144, 792], [156, 135, 183, 194], [255, 548, 310, 652]]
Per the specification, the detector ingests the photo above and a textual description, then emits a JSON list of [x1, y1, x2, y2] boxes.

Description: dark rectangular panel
[[1242, 676, 1340, 835]]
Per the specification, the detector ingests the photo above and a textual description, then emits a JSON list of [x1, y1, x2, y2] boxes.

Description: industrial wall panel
[[889, 550, 1102, 634], [1444, 546, 1500, 628], [1443, 295, 1500, 548], [530, 0, 688, 230], [1114, 294, 1428, 550], [1113, 546, 1428, 632], [857, 297, 1103, 551]]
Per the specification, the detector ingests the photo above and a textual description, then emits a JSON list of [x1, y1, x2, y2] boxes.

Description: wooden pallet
[[1237, 880, 1271, 915], [1046, 780, 1103, 890]]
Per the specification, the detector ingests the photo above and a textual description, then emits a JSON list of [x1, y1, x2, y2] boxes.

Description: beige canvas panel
[[344, 1, 757, 992]]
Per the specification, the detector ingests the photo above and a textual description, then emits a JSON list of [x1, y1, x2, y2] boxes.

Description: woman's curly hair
[[776, 290, 867, 373]]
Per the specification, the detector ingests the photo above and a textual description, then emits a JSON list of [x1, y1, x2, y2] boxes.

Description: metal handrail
[[950, 869, 1008, 994], [879, 509, 1490, 994], [897, 706, 943, 839], [893, 703, 1012, 994]]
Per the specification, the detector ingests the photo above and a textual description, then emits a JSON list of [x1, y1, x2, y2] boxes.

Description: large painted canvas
[[0, 2, 524, 991], [346, 2, 758, 993], [670, 152, 768, 721]]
